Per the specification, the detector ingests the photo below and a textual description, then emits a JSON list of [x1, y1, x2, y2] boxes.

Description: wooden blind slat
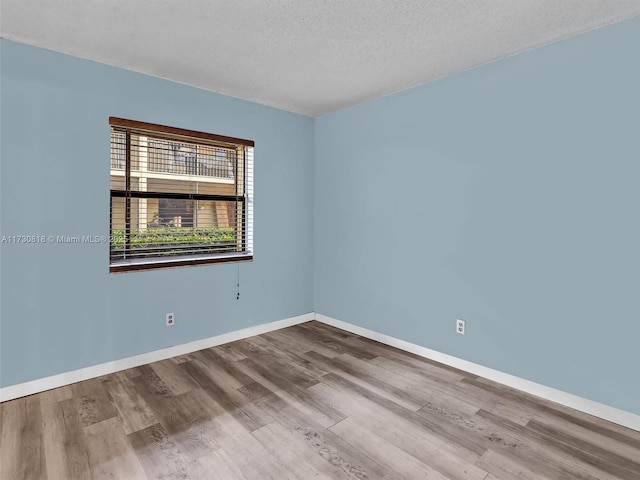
[[109, 117, 255, 147]]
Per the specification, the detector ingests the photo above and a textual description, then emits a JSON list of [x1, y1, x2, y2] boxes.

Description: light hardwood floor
[[1, 321, 639, 479]]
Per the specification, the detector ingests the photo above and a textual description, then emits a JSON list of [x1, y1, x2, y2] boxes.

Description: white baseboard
[[4, 310, 638, 432], [315, 313, 640, 432], [0, 312, 314, 403]]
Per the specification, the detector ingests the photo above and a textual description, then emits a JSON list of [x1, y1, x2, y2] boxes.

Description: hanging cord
[[236, 263, 240, 300]]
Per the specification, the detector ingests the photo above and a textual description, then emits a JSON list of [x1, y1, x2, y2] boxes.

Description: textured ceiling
[[1, 1, 639, 116]]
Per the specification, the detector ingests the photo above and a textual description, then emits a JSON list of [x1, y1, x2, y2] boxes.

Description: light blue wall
[[0, 40, 314, 387], [2, 17, 639, 416], [314, 17, 640, 414]]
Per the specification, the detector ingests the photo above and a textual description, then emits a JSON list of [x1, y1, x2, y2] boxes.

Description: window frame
[[109, 117, 254, 273]]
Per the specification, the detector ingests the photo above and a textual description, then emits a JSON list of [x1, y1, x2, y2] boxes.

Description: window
[[109, 117, 253, 272]]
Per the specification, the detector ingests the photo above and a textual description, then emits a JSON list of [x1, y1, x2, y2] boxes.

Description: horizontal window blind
[[109, 117, 253, 272]]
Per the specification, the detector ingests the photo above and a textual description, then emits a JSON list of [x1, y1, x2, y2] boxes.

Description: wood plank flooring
[[1, 320, 639, 479]]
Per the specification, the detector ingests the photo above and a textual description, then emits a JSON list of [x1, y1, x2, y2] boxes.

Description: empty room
[[1, 1, 639, 479]]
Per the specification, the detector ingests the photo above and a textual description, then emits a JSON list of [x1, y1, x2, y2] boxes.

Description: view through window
[[109, 118, 253, 272]]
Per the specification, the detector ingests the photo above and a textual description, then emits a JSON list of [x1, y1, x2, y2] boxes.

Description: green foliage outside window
[[110, 227, 235, 258]]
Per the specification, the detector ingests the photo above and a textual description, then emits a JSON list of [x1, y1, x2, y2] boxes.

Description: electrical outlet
[[166, 312, 175, 327], [456, 319, 466, 335]]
